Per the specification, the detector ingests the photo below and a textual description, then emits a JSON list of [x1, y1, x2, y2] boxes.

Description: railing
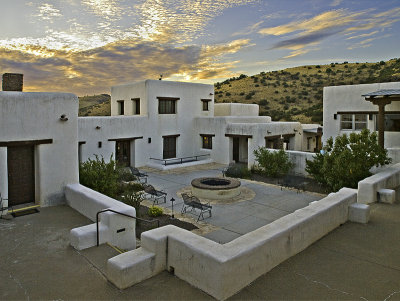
[[96, 208, 160, 247], [150, 154, 210, 166]]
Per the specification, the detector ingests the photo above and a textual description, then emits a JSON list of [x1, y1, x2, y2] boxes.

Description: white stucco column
[[0, 147, 8, 212]]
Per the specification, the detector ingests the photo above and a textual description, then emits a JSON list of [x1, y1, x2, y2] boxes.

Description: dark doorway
[[116, 140, 130, 167], [233, 137, 239, 162], [163, 137, 176, 159], [7, 146, 35, 206]]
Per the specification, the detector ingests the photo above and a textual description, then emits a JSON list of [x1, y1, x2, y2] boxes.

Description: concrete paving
[[1, 200, 400, 300], [141, 163, 322, 243], [1, 164, 400, 300]]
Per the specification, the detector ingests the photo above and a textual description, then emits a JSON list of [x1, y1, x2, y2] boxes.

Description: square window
[[158, 98, 178, 114], [201, 135, 212, 149], [117, 100, 124, 115], [201, 99, 211, 111]]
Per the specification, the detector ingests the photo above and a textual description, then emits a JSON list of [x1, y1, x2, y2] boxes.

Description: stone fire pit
[[191, 177, 241, 200]]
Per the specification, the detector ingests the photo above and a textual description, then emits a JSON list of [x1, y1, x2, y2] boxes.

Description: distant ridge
[[79, 58, 400, 122]]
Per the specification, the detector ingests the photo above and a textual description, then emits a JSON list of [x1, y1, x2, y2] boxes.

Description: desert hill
[[79, 58, 400, 122]]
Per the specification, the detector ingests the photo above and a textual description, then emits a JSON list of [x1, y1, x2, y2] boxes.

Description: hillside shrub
[[253, 148, 294, 178], [306, 129, 391, 192]]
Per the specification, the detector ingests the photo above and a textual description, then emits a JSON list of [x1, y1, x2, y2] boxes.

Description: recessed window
[[307, 137, 312, 150], [117, 100, 124, 115], [340, 114, 367, 130], [200, 134, 213, 149], [131, 98, 140, 115], [375, 114, 400, 132], [201, 99, 211, 111], [158, 97, 178, 114]]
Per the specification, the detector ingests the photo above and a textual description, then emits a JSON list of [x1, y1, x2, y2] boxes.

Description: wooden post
[[372, 98, 391, 148], [377, 103, 385, 148]]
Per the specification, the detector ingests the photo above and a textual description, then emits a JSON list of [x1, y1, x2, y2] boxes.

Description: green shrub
[[79, 155, 119, 198], [117, 168, 137, 182], [306, 129, 391, 192], [253, 148, 294, 178], [148, 206, 163, 217], [120, 184, 144, 216], [225, 165, 251, 179]]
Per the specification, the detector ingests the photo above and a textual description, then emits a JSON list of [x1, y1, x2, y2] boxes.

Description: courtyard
[[138, 163, 323, 243], [1, 164, 400, 300]]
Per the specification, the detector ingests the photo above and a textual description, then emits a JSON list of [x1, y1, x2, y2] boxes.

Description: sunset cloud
[[1, 1, 399, 94], [0, 35, 249, 94], [36, 3, 62, 22], [258, 6, 400, 59]]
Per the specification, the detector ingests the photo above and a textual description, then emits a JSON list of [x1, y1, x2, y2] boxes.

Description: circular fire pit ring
[[191, 177, 241, 200]]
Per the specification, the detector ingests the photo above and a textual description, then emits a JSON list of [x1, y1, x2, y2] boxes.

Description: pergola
[[362, 89, 400, 147]]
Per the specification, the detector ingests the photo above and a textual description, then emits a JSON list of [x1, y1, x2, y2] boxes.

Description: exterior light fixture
[[294, 129, 298, 132], [267, 130, 271, 134], [60, 114, 68, 121], [209, 93, 214, 95], [333, 114, 337, 120], [170, 197, 175, 219], [95, 126, 101, 130]]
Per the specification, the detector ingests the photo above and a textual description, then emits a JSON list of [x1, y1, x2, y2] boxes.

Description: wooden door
[[163, 137, 176, 159], [7, 146, 35, 206], [116, 140, 131, 167], [233, 137, 239, 163]]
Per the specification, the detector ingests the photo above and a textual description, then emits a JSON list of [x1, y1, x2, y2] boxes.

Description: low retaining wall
[[286, 150, 315, 176], [357, 163, 400, 204], [107, 188, 357, 300], [65, 184, 136, 250], [388, 148, 400, 164]]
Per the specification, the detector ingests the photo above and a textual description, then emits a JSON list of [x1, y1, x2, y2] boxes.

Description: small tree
[[79, 155, 119, 198], [253, 148, 294, 178], [306, 129, 391, 192]]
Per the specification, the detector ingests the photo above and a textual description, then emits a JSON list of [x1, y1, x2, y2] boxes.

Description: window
[[340, 114, 367, 130], [131, 98, 140, 115], [201, 99, 211, 111], [354, 114, 367, 130], [200, 134, 213, 149], [375, 114, 400, 132], [307, 137, 312, 150], [340, 114, 353, 130], [158, 97, 178, 114], [117, 100, 124, 115]]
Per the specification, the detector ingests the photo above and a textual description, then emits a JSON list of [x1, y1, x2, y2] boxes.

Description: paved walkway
[[141, 163, 323, 243]]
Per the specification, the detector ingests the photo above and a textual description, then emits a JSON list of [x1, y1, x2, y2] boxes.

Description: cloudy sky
[[1, 0, 400, 95]]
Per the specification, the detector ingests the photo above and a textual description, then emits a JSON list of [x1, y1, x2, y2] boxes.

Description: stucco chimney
[[2, 73, 23, 91]]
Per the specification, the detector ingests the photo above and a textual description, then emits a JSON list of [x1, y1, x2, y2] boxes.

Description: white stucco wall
[[78, 116, 148, 166], [81, 80, 215, 167], [214, 103, 259, 116], [323, 82, 400, 147], [0, 92, 79, 206]]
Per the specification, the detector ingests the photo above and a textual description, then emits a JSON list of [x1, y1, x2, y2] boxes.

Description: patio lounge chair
[[181, 192, 212, 222], [129, 167, 148, 183], [143, 183, 166, 205]]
